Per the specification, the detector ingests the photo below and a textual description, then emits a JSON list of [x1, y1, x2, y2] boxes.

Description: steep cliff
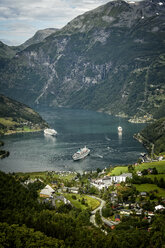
[[0, 0, 164, 120]]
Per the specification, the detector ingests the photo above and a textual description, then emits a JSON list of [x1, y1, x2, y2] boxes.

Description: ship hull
[[72, 147, 90, 161], [44, 128, 57, 136]]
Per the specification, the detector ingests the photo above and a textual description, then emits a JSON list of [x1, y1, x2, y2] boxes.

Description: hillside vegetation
[[0, 169, 165, 247], [0, 94, 48, 135], [135, 118, 165, 155]]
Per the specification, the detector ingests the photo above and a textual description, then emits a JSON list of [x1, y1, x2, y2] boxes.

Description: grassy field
[[108, 161, 165, 176], [108, 166, 128, 176], [134, 161, 165, 174], [16, 171, 48, 180], [64, 193, 100, 210], [134, 184, 165, 197], [16, 171, 76, 182], [0, 117, 17, 127], [53, 173, 76, 181]]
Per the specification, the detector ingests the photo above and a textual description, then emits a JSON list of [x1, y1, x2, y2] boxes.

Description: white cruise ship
[[118, 126, 122, 132], [72, 146, 90, 161], [44, 128, 57, 136]]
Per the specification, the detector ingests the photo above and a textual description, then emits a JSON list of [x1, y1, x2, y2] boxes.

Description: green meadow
[[109, 160, 165, 176], [64, 193, 100, 210], [134, 184, 165, 197]]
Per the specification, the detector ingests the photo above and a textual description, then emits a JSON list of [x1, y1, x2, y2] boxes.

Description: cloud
[[0, 0, 112, 45], [0, 0, 110, 21]]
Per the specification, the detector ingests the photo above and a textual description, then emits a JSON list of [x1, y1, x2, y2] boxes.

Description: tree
[[152, 167, 158, 175], [95, 210, 102, 226]]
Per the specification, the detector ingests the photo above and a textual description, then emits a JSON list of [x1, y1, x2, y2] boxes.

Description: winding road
[[89, 196, 120, 230]]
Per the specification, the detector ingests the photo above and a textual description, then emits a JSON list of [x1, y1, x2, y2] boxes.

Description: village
[[17, 159, 165, 230]]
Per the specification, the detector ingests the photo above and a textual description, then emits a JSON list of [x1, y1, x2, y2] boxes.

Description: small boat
[[44, 128, 57, 136], [118, 126, 122, 132], [72, 146, 90, 161]]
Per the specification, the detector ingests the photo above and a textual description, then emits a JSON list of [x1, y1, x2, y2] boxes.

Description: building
[[40, 185, 55, 198], [155, 205, 165, 211], [108, 173, 132, 183], [62, 187, 79, 194], [91, 173, 132, 190]]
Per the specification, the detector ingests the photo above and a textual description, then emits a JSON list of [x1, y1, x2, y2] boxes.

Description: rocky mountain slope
[[0, 0, 164, 120], [0, 41, 16, 59], [0, 94, 48, 135]]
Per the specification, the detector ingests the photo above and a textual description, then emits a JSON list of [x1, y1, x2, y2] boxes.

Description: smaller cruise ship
[[118, 126, 122, 132], [72, 146, 90, 161], [44, 128, 57, 136]]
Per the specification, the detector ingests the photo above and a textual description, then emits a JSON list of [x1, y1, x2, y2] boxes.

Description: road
[[89, 195, 120, 229]]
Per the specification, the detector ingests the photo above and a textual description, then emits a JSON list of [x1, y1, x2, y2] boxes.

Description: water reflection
[[44, 134, 57, 143], [118, 131, 122, 145]]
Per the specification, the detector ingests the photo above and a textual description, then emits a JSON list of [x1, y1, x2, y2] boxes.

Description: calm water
[[0, 108, 146, 173]]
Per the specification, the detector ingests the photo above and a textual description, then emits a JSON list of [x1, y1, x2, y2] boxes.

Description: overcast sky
[[0, 0, 113, 46]]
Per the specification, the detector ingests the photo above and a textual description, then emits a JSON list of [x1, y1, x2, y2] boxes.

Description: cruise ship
[[44, 128, 57, 136], [118, 126, 122, 132], [72, 146, 90, 161]]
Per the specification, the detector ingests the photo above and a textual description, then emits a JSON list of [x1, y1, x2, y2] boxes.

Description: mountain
[[0, 94, 48, 135], [135, 117, 165, 155], [0, 41, 16, 59], [17, 28, 59, 51], [0, 28, 58, 58], [0, 0, 165, 120]]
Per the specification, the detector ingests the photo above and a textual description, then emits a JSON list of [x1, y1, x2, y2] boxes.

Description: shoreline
[[1, 128, 44, 136]]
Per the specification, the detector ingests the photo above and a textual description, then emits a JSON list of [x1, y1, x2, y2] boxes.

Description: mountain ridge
[[0, 0, 164, 120]]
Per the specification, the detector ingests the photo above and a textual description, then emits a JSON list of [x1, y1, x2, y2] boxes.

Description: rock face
[[0, 0, 165, 119]]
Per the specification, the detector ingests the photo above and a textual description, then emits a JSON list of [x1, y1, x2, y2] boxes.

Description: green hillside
[[0, 94, 48, 135], [135, 118, 165, 155]]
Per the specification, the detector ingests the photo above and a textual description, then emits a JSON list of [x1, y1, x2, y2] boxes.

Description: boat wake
[[91, 154, 103, 159], [105, 136, 111, 141]]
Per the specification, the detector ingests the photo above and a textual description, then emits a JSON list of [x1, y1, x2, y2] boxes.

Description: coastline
[[3, 128, 43, 136]]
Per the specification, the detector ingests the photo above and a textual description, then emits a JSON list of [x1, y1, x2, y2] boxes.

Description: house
[[140, 192, 147, 197], [148, 212, 154, 216], [115, 214, 121, 222], [136, 209, 142, 216], [62, 187, 79, 194], [147, 168, 153, 174], [120, 209, 132, 216], [109, 173, 132, 183], [69, 187, 79, 194], [54, 195, 71, 205], [90, 173, 132, 190], [137, 171, 142, 177], [155, 205, 165, 211], [40, 185, 55, 198], [158, 156, 163, 161]]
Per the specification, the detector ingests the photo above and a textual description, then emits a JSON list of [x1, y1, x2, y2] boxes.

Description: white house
[[91, 173, 132, 190], [109, 173, 132, 183], [155, 205, 165, 211]]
